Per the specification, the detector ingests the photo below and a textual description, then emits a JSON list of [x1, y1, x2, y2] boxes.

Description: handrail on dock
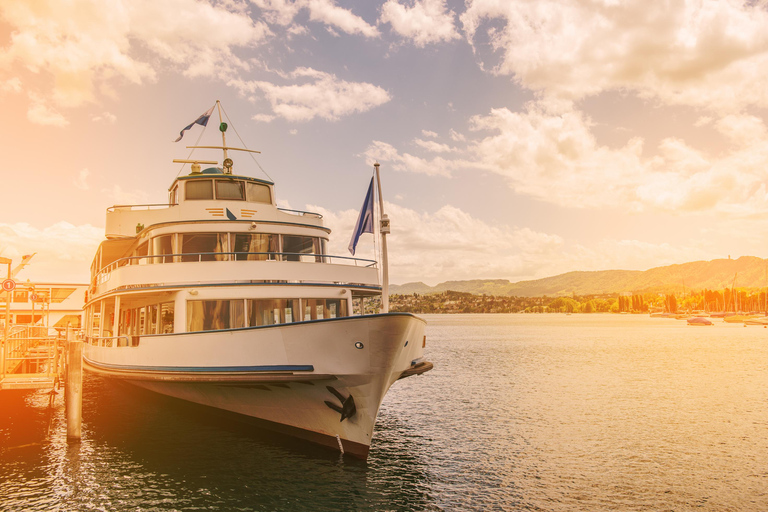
[[0, 326, 68, 390]]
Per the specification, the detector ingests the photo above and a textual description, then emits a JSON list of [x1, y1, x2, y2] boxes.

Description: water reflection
[[1, 374, 436, 511]]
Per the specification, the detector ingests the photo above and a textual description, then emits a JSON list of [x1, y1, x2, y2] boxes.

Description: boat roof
[[171, 167, 274, 188]]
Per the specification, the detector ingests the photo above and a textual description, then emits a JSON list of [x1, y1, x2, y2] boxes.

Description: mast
[[374, 162, 390, 313], [216, 100, 228, 161]]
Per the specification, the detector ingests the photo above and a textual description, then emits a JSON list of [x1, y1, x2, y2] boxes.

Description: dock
[[0, 325, 65, 391]]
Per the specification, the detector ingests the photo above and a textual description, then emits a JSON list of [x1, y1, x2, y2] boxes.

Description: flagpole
[[215, 100, 227, 161], [374, 162, 390, 313]]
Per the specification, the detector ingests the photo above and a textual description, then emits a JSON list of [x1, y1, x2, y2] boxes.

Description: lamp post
[[1, 257, 11, 377]]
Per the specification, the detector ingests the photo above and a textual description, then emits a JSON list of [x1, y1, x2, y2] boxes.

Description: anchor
[[324, 386, 357, 422]]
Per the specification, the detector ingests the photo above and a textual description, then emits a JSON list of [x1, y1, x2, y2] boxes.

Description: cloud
[[252, 0, 378, 37], [74, 169, 90, 190], [0, 222, 103, 282], [363, 140, 462, 177], [376, 101, 768, 217], [229, 67, 391, 121], [92, 111, 117, 124], [1, 78, 22, 93], [307, 201, 718, 284], [0, 0, 267, 111], [380, 0, 460, 47], [460, 0, 768, 112], [27, 94, 69, 127], [412, 138, 455, 153], [101, 185, 150, 205]]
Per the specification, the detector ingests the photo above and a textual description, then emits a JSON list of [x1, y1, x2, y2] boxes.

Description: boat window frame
[[247, 182, 272, 204], [215, 179, 245, 201], [185, 179, 214, 200]]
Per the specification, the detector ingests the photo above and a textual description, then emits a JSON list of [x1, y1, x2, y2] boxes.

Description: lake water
[[1, 314, 767, 511]]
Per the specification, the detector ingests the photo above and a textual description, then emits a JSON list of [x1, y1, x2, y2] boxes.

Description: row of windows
[[130, 233, 327, 264], [88, 301, 175, 337], [186, 298, 348, 332], [170, 179, 272, 204]]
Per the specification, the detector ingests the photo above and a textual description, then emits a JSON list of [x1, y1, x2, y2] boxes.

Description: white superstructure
[[82, 104, 431, 458]]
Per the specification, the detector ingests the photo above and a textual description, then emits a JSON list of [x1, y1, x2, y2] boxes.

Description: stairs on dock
[[1, 326, 64, 391]]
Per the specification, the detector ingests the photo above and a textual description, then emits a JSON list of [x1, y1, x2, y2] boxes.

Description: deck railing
[[1, 326, 62, 380], [92, 251, 378, 289]]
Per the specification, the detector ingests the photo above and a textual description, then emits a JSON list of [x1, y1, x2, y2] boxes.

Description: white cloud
[[306, 201, 720, 284], [0, 222, 103, 282], [380, 0, 460, 47], [378, 100, 768, 217], [74, 169, 90, 190], [412, 138, 455, 153], [252, 0, 378, 37], [363, 140, 462, 177], [101, 185, 150, 205], [229, 67, 391, 121], [252, 113, 276, 123], [421, 129, 438, 138], [1, 77, 22, 93], [0, 0, 267, 111], [460, 0, 768, 112], [92, 111, 117, 124], [27, 94, 69, 127]]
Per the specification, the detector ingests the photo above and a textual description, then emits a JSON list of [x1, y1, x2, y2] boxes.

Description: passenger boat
[[82, 102, 432, 458]]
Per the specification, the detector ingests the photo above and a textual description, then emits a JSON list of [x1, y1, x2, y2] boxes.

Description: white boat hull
[[83, 313, 430, 458]]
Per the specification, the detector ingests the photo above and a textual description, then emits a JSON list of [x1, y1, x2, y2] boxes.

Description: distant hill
[[391, 256, 768, 297]]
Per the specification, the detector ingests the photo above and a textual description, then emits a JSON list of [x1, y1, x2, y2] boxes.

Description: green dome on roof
[[201, 167, 224, 174]]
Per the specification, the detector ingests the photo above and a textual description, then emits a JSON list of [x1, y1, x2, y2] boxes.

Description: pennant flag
[[348, 177, 375, 255], [174, 105, 215, 142]]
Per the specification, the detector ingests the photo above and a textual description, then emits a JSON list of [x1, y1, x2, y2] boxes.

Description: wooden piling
[[65, 327, 83, 441]]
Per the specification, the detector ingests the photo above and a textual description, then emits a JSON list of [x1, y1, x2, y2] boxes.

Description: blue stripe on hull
[[84, 358, 314, 373]]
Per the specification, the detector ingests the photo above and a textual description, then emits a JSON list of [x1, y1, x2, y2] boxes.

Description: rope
[[219, 103, 274, 182], [174, 122, 209, 178]]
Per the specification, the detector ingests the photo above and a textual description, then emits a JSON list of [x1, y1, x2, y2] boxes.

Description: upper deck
[[105, 167, 325, 238]]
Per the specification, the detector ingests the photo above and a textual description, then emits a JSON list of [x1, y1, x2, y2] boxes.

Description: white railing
[[91, 251, 377, 291], [107, 203, 174, 213]]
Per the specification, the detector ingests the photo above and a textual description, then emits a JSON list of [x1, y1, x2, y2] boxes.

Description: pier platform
[[0, 326, 63, 391]]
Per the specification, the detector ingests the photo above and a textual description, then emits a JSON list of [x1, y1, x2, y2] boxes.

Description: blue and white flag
[[174, 105, 215, 142], [348, 177, 375, 255]]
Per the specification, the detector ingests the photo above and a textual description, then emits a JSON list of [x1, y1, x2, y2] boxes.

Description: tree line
[[389, 289, 768, 314]]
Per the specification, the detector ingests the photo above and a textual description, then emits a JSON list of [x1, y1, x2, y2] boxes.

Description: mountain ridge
[[391, 256, 768, 297]]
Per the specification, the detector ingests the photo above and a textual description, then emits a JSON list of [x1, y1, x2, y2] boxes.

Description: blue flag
[[174, 105, 215, 142], [348, 177, 375, 255]]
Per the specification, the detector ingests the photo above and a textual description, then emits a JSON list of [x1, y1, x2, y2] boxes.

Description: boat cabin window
[[187, 300, 245, 332], [186, 180, 214, 200], [181, 233, 228, 262], [302, 299, 347, 320], [231, 233, 277, 261], [132, 242, 149, 264], [282, 235, 322, 262], [247, 182, 272, 204], [151, 234, 174, 263], [216, 180, 245, 200], [185, 298, 349, 332], [119, 301, 175, 335], [248, 299, 300, 326]]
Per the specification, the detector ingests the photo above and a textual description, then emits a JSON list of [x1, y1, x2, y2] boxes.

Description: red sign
[[2, 279, 16, 292]]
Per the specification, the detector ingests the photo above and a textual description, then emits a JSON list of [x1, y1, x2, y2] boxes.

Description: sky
[[2, 0, 768, 286]]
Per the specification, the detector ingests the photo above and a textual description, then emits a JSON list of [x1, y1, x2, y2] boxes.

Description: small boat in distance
[[81, 101, 432, 458], [687, 317, 713, 326]]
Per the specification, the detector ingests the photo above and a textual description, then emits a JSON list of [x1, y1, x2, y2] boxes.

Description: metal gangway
[[0, 325, 64, 390]]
